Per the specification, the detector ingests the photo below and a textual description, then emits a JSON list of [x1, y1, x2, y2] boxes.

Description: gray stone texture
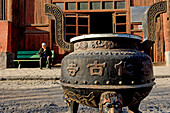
[[0, 66, 169, 112], [0, 78, 169, 113]]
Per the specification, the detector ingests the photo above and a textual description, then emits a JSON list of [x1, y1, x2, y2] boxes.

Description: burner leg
[[99, 92, 123, 113], [68, 101, 79, 113], [128, 102, 141, 113]]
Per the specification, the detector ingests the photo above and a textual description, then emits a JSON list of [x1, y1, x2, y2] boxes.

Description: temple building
[[0, 0, 170, 68]]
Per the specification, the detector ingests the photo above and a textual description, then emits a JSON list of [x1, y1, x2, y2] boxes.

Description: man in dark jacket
[[38, 43, 52, 69]]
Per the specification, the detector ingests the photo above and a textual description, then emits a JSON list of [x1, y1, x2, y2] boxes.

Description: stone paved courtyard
[[0, 66, 170, 113], [0, 78, 170, 113]]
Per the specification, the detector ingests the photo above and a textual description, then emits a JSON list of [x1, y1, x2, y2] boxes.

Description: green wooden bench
[[13, 50, 54, 68]]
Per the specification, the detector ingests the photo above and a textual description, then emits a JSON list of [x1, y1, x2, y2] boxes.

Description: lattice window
[[90, 2, 101, 10], [65, 13, 90, 42], [102, 2, 113, 9], [66, 2, 76, 10], [115, 1, 125, 9], [54, 0, 126, 11], [78, 2, 88, 10], [113, 12, 127, 33], [55, 3, 64, 10]]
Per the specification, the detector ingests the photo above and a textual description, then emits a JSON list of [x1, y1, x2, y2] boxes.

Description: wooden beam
[[0, 0, 2, 20], [2, 0, 5, 20], [25, 31, 49, 34], [88, 14, 90, 34], [126, 0, 131, 34], [76, 14, 78, 36], [49, 20, 53, 50], [7, 0, 12, 21], [24, 24, 49, 27], [165, 0, 170, 52]]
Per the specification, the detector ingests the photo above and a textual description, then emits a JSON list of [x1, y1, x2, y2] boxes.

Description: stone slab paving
[[0, 78, 170, 113], [0, 66, 169, 80], [153, 66, 170, 78], [0, 66, 169, 112], [0, 67, 61, 80]]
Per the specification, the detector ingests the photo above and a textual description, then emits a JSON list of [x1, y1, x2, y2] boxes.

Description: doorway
[[90, 13, 113, 34]]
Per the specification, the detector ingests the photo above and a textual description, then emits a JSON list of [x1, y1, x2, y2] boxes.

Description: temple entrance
[[90, 12, 113, 33]]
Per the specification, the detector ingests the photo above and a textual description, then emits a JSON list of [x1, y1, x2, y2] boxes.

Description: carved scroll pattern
[[45, 4, 73, 52], [64, 89, 97, 107], [74, 40, 117, 51], [147, 1, 167, 42]]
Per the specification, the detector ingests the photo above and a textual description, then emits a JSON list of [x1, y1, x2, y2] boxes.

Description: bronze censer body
[[61, 34, 155, 113], [45, 4, 156, 113]]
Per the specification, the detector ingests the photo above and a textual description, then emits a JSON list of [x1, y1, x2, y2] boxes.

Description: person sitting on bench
[[38, 43, 52, 69]]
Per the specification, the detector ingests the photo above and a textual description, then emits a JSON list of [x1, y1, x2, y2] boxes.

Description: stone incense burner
[[45, 4, 155, 113], [60, 34, 155, 113]]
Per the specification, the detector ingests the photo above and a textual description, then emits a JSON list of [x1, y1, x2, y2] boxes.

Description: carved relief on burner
[[67, 63, 79, 77], [74, 42, 88, 51], [70, 50, 139, 56], [115, 61, 123, 76], [131, 89, 151, 105], [74, 40, 118, 51], [115, 61, 134, 76], [141, 61, 151, 75], [87, 61, 106, 76], [90, 40, 117, 49], [63, 89, 97, 107], [124, 64, 133, 76]]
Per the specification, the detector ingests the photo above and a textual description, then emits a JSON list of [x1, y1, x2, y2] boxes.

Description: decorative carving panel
[[142, 1, 167, 42], [74, 40, 118, 51], [45, 4, 73, 52]]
